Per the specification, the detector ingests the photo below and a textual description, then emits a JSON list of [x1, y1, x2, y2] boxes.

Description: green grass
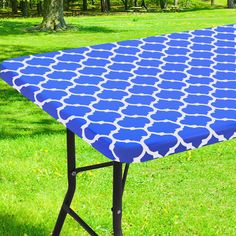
[[0, 9, 236, 235]]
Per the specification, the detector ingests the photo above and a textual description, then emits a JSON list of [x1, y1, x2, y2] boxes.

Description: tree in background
[[101, 0, 110, 12], [0, 0, 235, 18], [83, 0, 87, 11], [37, 0, 67, 30], [227, 0, 235, 8], [10, 0, 17, 13], [19, 0, 29, 16], [121, 0, 128, 10], [141, 0, 147, 9], [159, 0, 167, 9], [37, 1, 43, 15]]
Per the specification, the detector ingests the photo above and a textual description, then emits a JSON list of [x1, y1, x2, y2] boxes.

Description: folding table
[[0, 24, 235, 235]]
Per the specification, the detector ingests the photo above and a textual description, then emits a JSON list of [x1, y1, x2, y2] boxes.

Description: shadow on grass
[[0, 44, 41, 62], [0, 80, 65, 140], [75, 25, 116, 33], [0, 20, 41, 36], [0, 20, 117, 37], [180, 6, 226, 13], [0, 213, 49, 236]]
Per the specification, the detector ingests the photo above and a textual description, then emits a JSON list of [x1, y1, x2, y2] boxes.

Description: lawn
[[0, 9, 236, 236]]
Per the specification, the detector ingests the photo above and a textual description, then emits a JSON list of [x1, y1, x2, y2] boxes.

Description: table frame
[[52, 128, 129, 236]]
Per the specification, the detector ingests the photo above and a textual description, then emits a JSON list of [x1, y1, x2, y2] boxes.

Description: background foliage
[[0, 0, 234, 17]]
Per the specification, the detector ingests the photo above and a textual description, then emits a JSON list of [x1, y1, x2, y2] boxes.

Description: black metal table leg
[[52, 129, 76, 236], [52, 129, 130, 235], [113, 162, 123, 236], [122, 164, 129, 195]]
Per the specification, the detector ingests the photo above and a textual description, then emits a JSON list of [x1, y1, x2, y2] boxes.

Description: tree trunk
[[37, 0, 66, 30], [141, 0, 147, 9], [10, 0, 17, 14], [64, 0, 69, 10], [83, 0, 88, 11], [124, 0, 128, 10], [134, 0, 138, 7], [211, 0, 214, 6], [37, 1, 43, 16], [107, 0, 111, 11], [101, 0, 109, 12], [160, 0, 166, 9], [227, 0, 235, 8], [29, 0, 33, 8], [20, 0, 29, 17], [174, 0, 178, 6]]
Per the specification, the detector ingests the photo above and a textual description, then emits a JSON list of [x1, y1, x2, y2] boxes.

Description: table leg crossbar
[[52, 129, 129, 236]]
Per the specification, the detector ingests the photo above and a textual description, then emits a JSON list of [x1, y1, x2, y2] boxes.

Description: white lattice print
[[1, 24, 235, 163]]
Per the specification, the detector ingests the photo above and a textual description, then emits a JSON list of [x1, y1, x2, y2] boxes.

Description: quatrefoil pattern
[[1, 24, 236, 163]]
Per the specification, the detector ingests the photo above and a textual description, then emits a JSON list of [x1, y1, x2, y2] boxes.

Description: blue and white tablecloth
[[1, 24, 235, 163]]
